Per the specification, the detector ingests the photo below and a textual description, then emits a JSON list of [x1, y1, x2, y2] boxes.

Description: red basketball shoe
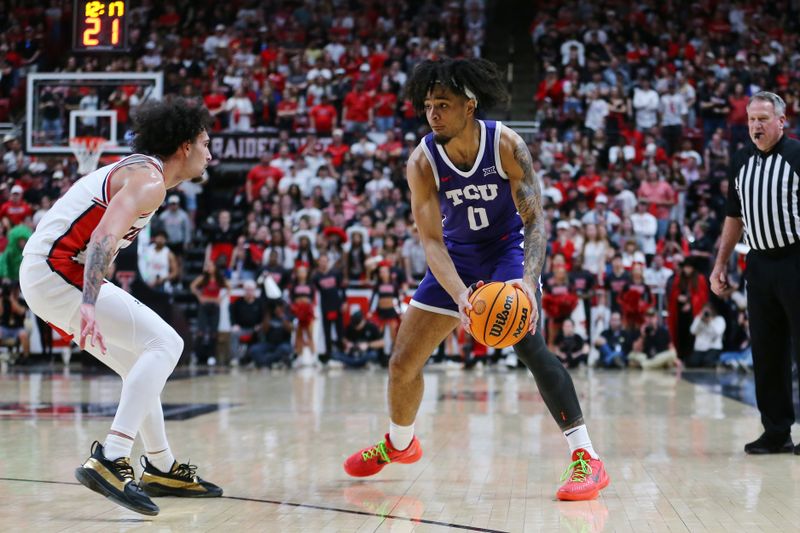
[[343, 434, 423, 477], [556, 449, 610, 501]]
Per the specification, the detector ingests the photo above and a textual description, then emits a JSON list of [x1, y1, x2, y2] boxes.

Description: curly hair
[[130, 97, 213, 158], [405, 58, 508, 115]]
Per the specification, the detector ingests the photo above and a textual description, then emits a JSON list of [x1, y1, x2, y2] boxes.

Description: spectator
[[288, 261, 316, 362], [159, 195, 192, 257], [595, 312, 635, 368], [337, 309, 384, 368], [308, 94, 338, 135], [342, 80, 373, 135], [687, 303, 726, 368], [313, 254, 346, 363], [659, 81, 687, 155], [604, 254, 630, 314], [234, 225, 269, 281], [326, 129, 350, 168], [632, 78, 659, 132], [552, 221, 576, 271], [630, 199, 658, 261], [570, 254, 596, 339], [246, 152, 284, 204], [719, 309, 752, 371], [727, 82, 750, 148], [629, 309, 679, 369], [581, 194, 620, 231], [581, 222, 609, 277], [535, 65, 564, 107], [225, 86, 255, 132], [553, 319, 589, 368], [0, 282, 29, 362], [1, 185, 32, 228], [138, 230, 179, 292], [344, 227, 369, 284], [402, 225, 426, 283], [637, 166, 675, 238], [644, 253, 674, 304], [667, 257, 708, 361], [656, 220, 689, 263], [190, 260, 229, 366], [373, 79, 398, 133], [206, 210, 239, 269], [204, 24, 231, 57], [0, 223, 31, 282], [542, 255, 578, 345], [246, 300, 293, 368], [370, 262, 402, 349], [229, 279, 265, 365]]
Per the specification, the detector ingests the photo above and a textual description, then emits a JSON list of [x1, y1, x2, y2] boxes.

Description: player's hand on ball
[[458, 280, 484, 334], [507, 279, 538, 335]]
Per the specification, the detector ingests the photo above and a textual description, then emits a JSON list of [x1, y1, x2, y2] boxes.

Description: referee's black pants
[[746, 247, 800, 438]]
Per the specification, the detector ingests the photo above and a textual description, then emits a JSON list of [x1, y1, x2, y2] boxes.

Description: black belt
[[750, 240, 800, 259]]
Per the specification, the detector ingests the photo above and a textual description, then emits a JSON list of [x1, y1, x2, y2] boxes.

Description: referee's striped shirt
[[727, 135, 800, 250]]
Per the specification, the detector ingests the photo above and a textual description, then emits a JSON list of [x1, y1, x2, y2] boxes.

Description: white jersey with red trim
[[23, 154, 164, 289]]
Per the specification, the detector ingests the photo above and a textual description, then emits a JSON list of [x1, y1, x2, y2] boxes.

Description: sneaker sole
[[556, 474, 610, 501], [141, 483, 223, 498], [74, 467, 159, 516]]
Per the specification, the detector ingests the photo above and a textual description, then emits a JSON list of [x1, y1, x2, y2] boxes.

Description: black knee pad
[[513, 331, 583, 429]]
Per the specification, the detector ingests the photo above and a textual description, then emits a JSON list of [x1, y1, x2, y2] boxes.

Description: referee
[[711, 91, 800, 455]]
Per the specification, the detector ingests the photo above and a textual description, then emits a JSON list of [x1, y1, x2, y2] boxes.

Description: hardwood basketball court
[[1, 364, 798, 532]]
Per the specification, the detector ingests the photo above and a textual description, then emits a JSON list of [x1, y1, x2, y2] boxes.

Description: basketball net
[[69, 136, 110, 175]]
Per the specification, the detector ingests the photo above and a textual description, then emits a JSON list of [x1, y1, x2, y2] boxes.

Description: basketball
[[468, 282, 532, 348]]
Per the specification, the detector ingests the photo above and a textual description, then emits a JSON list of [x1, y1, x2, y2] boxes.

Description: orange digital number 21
[[83, 17, 101, 46]]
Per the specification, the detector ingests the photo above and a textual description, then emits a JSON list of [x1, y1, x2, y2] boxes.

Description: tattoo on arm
[[513, 140, 547, 284], [82, 235, 116, 305]]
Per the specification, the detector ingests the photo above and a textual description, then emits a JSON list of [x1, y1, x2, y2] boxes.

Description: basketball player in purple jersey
[[343, 58, 609, 501]]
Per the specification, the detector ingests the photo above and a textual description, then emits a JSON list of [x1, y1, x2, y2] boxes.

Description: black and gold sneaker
[[139, 456, 223, 498], [74, 441, 159, 516]]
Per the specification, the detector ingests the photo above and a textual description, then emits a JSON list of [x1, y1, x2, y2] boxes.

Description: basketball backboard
[[26, 72, 163, 155]]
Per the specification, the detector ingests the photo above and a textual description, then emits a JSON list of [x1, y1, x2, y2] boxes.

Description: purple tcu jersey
[[420, 120, 523, 244]]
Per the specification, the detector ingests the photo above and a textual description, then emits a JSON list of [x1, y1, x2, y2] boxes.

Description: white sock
[[563, 425, 598, 459], [104, 434, 134, 460], [147, 448, 176, 472], [389, 420, 415, 451]]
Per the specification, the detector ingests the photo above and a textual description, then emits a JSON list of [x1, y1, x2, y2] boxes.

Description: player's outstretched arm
[[80, 166, 165, 351], [502, 129, 546, 286], [502, 129, 545, 333]]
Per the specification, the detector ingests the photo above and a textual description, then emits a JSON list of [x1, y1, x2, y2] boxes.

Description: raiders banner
[[210, 133, 332, 162]]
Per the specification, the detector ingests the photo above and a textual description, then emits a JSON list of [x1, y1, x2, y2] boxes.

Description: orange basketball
[[468, 281, 532, 348]]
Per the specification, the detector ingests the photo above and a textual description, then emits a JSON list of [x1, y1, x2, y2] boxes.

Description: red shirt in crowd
[[309, 103, 337, 134], [373, 91, 397, 118], [247, 164, 284, 200], [378, 139, 403, 158], [326, 142, 350, 167], [343, 90, 372, 123], [0, 199, 33, 225], [535, 78, 564, 105]]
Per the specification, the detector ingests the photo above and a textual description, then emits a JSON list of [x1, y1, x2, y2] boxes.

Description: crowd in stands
[[526, 0, 800, 371], [2, 0, 797, 372]]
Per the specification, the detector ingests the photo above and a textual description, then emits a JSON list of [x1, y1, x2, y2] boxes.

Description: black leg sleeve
[[513, 330, 585, 430], [513, 292, 584, 430]]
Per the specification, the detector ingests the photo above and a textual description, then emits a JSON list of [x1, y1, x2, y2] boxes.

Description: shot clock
[[73, 0, 129, 52]]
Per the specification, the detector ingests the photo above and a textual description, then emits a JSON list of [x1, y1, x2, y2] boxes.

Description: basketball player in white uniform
[[20, 99, 222, 515]]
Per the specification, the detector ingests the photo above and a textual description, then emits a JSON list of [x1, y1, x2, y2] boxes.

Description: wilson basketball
[[468, 282, 532, 348]]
